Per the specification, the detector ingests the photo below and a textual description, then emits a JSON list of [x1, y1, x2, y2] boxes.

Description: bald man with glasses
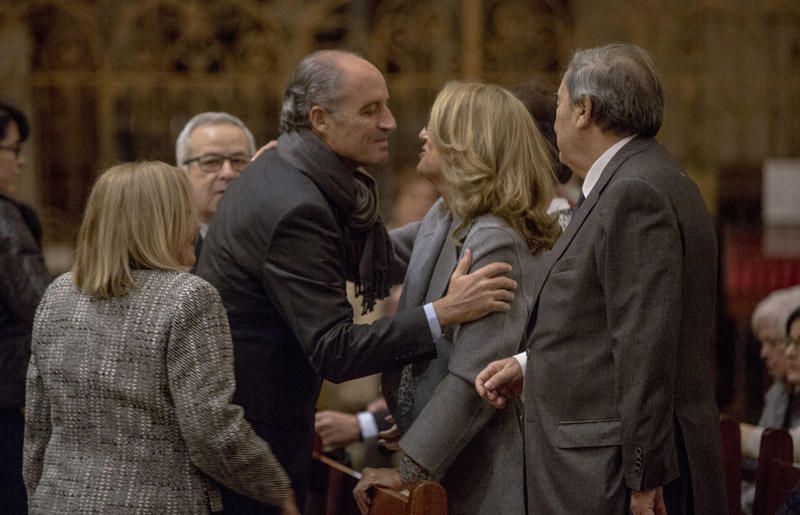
[[175, 112, 255, 264]]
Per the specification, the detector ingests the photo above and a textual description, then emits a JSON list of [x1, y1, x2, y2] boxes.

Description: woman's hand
[[352, 467, 405, 514]]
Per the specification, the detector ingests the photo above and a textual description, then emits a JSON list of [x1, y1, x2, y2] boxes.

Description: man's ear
[[309, 105, 329, 136], [575, 95, 592, 129]]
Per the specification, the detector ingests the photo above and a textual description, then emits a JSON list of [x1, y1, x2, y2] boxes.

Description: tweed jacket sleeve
[[22, 350, 50, 493], [167, 278, 292, 506]]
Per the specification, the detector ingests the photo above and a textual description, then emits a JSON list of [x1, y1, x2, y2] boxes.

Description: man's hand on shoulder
[[252, 139, 277, 161], [432, 248, 516, 327]]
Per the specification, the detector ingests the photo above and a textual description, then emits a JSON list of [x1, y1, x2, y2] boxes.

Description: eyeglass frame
[[182, 152, 252, 174], [0, 143, 22, 158]]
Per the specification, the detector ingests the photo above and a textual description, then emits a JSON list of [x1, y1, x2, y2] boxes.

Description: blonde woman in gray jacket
[[354, 81, 561, 514], [23, 161, 299, 514]]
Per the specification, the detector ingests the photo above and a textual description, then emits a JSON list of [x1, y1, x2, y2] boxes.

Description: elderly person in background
[[354, 81, 561, 514], [0, 101, 50, 513], [739, 287, 800, 513], [740, 286, 800, 513], [752, 288, 800, 428], [23, 161, 298, 514], [741, 300, 800, 458], [175, 112, 255, 262], [741, 287, 800, 453]]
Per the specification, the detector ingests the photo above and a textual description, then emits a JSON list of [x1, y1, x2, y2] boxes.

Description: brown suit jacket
[[522, 137, 726, 513]]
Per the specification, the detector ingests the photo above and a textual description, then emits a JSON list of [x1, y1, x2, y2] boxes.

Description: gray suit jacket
[[385, 199, 542, 514], [24, 271, 290, 513], [522, 137, 726, 513]]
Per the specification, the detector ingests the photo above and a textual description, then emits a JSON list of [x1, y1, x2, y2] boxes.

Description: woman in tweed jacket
[[23, 162, 298, 514]]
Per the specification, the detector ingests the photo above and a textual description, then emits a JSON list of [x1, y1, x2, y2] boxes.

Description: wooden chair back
[[753, 427, 794, 515], [305, 440, 447, 515], [370, 480, 446, 515], [761, 458, 800, 515], [720, 415, 743, 515]]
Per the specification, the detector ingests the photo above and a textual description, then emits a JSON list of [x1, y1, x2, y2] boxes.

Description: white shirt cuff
[[357, 411, 379, 440], [742, 426, 764, 459], [423, 302, 442, 340], [513, 351, 527, 378]]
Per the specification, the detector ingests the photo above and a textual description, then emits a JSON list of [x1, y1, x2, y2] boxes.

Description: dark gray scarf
[[277, 128, 394, 314]]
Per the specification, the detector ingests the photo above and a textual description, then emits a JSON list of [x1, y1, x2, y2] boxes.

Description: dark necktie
[[575, 191, 586, 210]]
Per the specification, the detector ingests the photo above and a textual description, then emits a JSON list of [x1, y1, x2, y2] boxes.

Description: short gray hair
[[175, 112, 256, 166], [279, 50, 362, 133], [752, 286, 800, 336], [564, 43, 664, 138]]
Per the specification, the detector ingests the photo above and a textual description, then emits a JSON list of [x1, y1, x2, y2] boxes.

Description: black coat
[[196, 146, 435, 501], [0, 194, 50, 407]]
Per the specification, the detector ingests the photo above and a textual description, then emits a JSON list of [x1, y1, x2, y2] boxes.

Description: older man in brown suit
[[477, 43, 726, 514]]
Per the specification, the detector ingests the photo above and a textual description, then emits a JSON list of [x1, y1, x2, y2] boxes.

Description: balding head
[[280, 50, 396, 166], [280, 50, 367, 133]]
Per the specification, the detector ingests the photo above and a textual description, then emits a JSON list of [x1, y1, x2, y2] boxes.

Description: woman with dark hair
[[0, 101, 50, 513]]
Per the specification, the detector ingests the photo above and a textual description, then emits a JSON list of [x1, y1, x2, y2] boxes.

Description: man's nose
[[379, 105, 397, 132], [219, 159, 237, 180]]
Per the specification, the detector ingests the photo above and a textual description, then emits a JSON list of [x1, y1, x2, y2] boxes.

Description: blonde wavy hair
[[72, 161, 197, 298], [428, 80, 561, 251]]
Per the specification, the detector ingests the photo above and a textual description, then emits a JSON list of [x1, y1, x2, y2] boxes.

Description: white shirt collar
[[581, 135, 637, 198], [199, 223, 209, 238]]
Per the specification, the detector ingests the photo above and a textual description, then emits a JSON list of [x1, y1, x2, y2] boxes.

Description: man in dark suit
[[476, 43, 726, 513], [197, 50, 515, 513], [175, 111, 255, 264]]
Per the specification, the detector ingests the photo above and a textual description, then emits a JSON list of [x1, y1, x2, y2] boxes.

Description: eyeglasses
[[183, 153, 251, 174], [0, 143, 22, 158]]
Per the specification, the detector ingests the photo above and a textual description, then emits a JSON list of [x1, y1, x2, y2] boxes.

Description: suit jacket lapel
[[397, 202, 452, 312], [384, 202, 452, 422], [424, 224, 459, 304], [528, 137, 653, 304]]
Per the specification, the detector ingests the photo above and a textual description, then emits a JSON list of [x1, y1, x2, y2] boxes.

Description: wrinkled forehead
[[758, 325, 785, 344], [190, 124, 250, 151]]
